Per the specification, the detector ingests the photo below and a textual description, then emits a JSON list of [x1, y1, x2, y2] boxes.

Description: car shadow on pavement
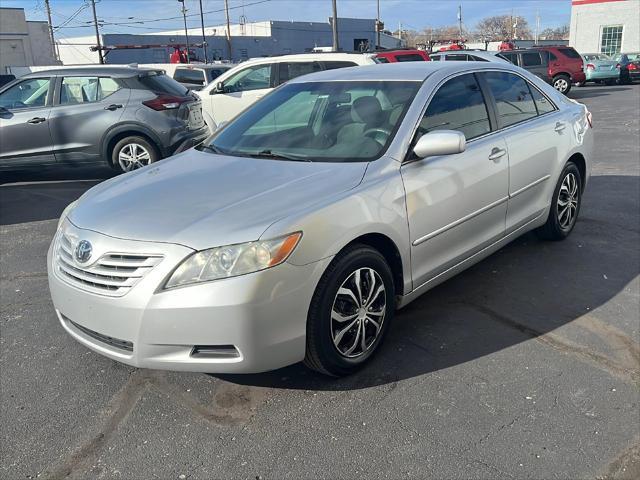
[[216, 174, 639, 390], [0, 165, 116, 226]]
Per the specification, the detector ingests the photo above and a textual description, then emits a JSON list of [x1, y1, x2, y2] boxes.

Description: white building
[[570, 0, 640, 55], [0, 7, 60, 73]]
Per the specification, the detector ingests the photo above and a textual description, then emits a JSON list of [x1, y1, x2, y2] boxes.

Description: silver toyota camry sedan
[[48, 62, 593, 377]]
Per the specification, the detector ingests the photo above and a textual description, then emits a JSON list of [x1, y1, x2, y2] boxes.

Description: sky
[[3, 0, 572, 40]]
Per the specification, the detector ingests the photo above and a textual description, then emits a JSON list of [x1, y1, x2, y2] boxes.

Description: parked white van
[[195, 53, 377, 129]]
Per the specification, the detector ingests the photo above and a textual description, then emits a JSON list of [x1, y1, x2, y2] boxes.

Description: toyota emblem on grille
[[75, 240, 93, 263]]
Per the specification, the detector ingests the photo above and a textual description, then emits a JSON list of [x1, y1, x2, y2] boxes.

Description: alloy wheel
[[118, 143, 152, 172], [554, 78, 569, 93], [330, 267, 386, 358], [557, 172, 579, 229]]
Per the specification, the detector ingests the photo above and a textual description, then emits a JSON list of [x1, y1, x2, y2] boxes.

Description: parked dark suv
[[500, 46, 586, 95], [0, 66, 209, 172]]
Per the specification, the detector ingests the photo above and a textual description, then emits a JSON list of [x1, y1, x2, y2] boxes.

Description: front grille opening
[[191, 345, 240, 359], [65, 316, 134, 352]]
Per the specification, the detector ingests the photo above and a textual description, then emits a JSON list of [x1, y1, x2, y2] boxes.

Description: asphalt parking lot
[[1, 83, 639, 480]]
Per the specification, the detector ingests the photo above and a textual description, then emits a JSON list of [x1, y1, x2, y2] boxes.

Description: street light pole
[[331, 0, 339, 52], [224, 0, 232, 61], [178, 0, 190, 63], [376, 0, 381, 50], [199, 0, 208, 62], [90, 0, 104, 64]]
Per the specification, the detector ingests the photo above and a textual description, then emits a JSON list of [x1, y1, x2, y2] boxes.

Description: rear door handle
[[554, 122, 566, 132], [27, 117, 46, 124], [104, 104, 123, 111], [488, 147, 507, 161]]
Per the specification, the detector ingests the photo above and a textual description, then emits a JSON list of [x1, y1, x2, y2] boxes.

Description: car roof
[[238, 52, 375, 66], [20, 66, 162, 78], [175, 64, 232, 70], [288, 60, 521, 83]]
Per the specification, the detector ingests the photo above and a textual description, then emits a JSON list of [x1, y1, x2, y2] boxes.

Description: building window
[[600, 25, 623, 56]]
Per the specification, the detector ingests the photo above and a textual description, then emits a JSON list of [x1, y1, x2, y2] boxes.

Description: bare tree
[[540, 24, 570, 40], [475, 15, 532, 41]]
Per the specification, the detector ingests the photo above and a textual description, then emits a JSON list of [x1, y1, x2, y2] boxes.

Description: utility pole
[[331, 0, 339, 51], [224, 0, 232, 61], [397, 22, 402, 40], [178, 0, 190, 63], [457, 5, 463, 43], [90, 0, 104, 64], [43, 0, 57, 61], [535, 10, 540, 45], [199, 0, 208, 62], [376, 0, 381, 50]]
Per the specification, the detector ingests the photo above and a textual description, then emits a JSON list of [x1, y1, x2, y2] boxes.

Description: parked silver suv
[[0, 66, 209, 172]]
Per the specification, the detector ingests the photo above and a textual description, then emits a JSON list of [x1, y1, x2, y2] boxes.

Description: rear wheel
[[536, 162, 582, 241], [111, 136, 159, 173], [604, 78, 616, 86], [552, 74, 572, 95], [304, 245, 395, 377]]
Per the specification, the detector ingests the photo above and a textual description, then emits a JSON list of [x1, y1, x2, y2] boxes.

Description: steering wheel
[[363, 127, 392, 145]]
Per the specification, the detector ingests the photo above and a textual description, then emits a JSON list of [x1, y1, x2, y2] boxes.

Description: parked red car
[[500, 46, 586, 95], [374, 49, 430, 63]]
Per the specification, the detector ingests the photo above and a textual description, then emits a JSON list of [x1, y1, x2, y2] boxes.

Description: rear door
[[0, 77, 55, 166], [276, 61, 323, 86], [480, 70, 566, 232], [49, 75, 129, 162], [401, 73, 509, 286], [209, 62, 275, 124]]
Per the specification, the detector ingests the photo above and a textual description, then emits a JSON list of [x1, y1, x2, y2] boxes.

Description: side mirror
[[211, 81, 224, 94], [413, 130, 466, 159]]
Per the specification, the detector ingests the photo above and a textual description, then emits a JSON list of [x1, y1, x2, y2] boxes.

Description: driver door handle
[[488, 147, 507, 161], [27, 117, 46, 124], [104, 104, 123, 111], [554, 121, 566, 132]]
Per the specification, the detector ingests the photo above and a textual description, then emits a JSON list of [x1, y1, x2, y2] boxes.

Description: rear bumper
[[585, 70, 618, 81], [571, 71, 586, 83]]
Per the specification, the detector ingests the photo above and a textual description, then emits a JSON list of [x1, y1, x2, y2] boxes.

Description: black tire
[[552, 74, 572, 95], [604, 78, 616, 86], [110, 136, 159, 173], [575, 81, 586, 87], [304, 244, 395, 377], [536, 162, 582, 241]]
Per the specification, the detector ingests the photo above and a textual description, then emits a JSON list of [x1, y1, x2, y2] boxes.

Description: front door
[[49, 76, 129, 162], [400, 73, 509, 287], [0, 77, 55, 166], [210, 63, 274, 125]]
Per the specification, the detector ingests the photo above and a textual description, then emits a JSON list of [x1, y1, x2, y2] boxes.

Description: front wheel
[[553, 74, 572, 95], [304, 245, 395, 377], [111, 136, 159, 173], [536, 162, 582, 241]]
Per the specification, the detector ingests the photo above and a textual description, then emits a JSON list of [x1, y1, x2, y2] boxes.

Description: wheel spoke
[[343, 321, 362, 356], [331, 310, 358, 323], [363, 268, 376, 305], [333, 319, 358, 347], [366, 316, 381, 331], [353, 269, 363, 306], [338, 286, 359, 307]]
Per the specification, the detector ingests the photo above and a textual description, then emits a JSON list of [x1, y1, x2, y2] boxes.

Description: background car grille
[[54, 232, 163, 297]]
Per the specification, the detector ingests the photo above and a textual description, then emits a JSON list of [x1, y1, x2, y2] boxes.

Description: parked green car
[[578, 54, 619, 86]]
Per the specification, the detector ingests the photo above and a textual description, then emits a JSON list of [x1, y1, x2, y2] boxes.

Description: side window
[[0, 78, 50, 110], [59, 77, 119, 104], [395, 54, 425, 62], [322, 61, 358, 70], [522, 52, 542, 67], [278, 61, 322, 84], [417, 73, 491, 141], [174, 69, 205, 85], [430, 55, 440, 61], [375, 56, 390, 63], [502, 53, 519, 65], [445, 54, 469, 61], [528, 84, 555, 115], [470, 55, 489, 62], [549, 51, 558, 61], [224, 64, 273, 92], [483, 71, 538, 128]]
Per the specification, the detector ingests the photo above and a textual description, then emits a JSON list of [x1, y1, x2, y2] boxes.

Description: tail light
[[629, 63, 638, 71], [586, 63, 595, 70], [143, 94, 191, 111]]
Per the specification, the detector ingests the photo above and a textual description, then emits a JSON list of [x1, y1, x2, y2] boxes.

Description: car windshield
[[201, 80, 421, 162]]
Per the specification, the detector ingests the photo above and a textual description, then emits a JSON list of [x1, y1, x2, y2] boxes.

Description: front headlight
[[164, 232, 302, 289], [57, 200, 77, 229]]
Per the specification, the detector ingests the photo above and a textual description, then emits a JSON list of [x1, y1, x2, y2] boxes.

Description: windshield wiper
[[251, 150, 313, 162], [199, 144, 226, 155]]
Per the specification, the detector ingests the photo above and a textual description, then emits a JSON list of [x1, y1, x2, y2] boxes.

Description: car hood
[[69, 150, 367, 250]]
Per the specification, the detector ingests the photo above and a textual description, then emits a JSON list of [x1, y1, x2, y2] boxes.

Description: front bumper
[[166, 125, 209, 156], [47, 223, 331, 373]]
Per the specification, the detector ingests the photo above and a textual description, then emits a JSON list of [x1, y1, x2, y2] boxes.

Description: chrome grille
[[54, 231, 163, 297]]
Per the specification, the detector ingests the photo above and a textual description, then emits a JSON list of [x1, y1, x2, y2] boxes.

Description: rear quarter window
[[139, 72, 189, 96], [558, 48, 582, 60], [322, 61, 358, 70], [395, 54, 426, 62]]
